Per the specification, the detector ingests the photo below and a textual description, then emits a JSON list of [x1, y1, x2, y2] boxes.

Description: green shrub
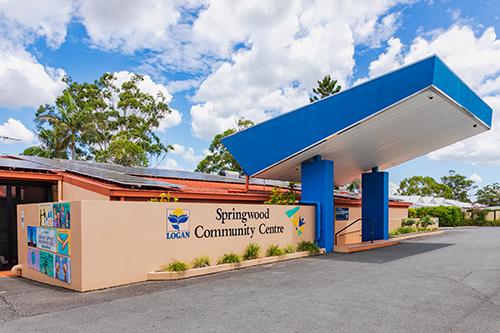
[[264, 185, 297, 205], [243, 243, 261, 260], [411, 206, 464, 227], [398, 226, 416, 234], [419, 215, 434, 228], [401, 218, 417, 227], [296, 240, 320, 255], [218, 253, 241, 264], [283, 244, 296, 254], [192, 256, 210, 268], [266, 244, 284, 257], [468, 208, 489, 226], [163, 260, 189, 272]]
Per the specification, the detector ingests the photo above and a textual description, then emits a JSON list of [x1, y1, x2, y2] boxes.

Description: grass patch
[[266, 244, 285, 257], [296, 241, 320, 255], [162, 260, 189, 272], [283, 244, 296, 254], [243, 243, 261, 260], [218, 253, 241, 264], [192, 256, 210, 268]]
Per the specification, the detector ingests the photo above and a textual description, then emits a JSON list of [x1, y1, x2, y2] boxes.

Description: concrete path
[[1, 228, 499, 332]]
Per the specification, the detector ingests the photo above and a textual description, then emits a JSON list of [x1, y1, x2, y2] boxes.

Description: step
[[334, 239, 399, 253]]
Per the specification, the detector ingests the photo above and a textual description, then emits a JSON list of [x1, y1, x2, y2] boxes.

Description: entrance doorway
[[0, 181, 54, 270]]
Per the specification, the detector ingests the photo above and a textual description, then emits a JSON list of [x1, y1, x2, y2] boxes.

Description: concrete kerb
[[390, 229, 444, 241], [148, 250, 325, 281]]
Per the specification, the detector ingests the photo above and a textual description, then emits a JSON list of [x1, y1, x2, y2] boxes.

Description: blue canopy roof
[[222, 56, 493, 183]]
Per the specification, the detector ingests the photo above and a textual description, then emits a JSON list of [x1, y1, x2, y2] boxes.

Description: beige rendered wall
[[18, 201, 314, 291], [62, 182, 109, 201], [335, 206, 362, 245], [389, 206, 408, 231], [17, 202, 82, 291], [75, 201, 314, 291], [335, 205, 409, 245]]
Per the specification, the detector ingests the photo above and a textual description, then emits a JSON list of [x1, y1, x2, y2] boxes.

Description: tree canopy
[[397, 175, 453, 198], [476, 183, 500, 206], [309, 74, 341, 102], [195, 118, 254, 174], [24, 74, 174, 167], [440, 170, 477, 202], [398, 170, 477, 202]]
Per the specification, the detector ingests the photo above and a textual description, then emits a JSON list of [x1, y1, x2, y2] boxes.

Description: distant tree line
[[398, 171, 500, 206]]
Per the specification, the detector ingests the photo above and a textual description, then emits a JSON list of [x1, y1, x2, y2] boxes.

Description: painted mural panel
[[55, 255, 71, 284], [39, 251, 55, 277], [27, 226, 37, 247], [39, 203, 53, 227], [37, 228, 57, 252], [53, 202, 71, 229], [57, 229, 70, 256], [27, 248, 40, 271]]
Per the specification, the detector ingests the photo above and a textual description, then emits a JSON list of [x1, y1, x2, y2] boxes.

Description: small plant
[[149, 192, 179, 202], [192, 256, 210, 268], [296, 241, 320, 255], [243, 243, 261, 260], [218, 253, 241, 264], [401, 218, 417, 227], [266, 244, 285, 257], [398, 226, 416, 234], [264, 185, 297, 205], [283, 244, 296, 254], [163, 260, 189, 272]]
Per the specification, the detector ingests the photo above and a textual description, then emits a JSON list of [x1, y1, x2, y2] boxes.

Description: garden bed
[[389, 229, 443, 241], [147, 250, 323, 281]]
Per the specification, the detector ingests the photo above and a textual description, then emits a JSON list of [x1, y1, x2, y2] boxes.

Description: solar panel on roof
[[18, 155, 180, 190], [66, 159, 292, 188], [0, 157, 59, 172], [12, 155, 291, 189]]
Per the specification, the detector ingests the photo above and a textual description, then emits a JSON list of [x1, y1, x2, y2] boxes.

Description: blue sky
[[0, 0, 499, 193]]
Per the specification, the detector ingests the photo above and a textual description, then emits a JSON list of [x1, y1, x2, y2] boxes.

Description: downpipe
[[10, 264, 22, 276]]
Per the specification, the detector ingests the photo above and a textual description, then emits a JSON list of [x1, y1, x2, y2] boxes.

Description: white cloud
[[469, 173, 482, 183], [0, 38, 66, 108], [188, 1, 409, 138], [368, 37, 403, 77], [157, 109, 182, 132], [160, 157, 182, 170], [355, 12, 402, 48], [0, 118, 35, 144], [170, 143, 203, 165], [0, 0, 74, 47], [367, 24, 500, 165], [190, 102, 235, 139], [77, 0, 183, 52], [166, 79, 202, 94]]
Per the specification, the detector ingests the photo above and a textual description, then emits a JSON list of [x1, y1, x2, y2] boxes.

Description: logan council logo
[[285, 206, 306, 236], [166, 208, 190, 239]]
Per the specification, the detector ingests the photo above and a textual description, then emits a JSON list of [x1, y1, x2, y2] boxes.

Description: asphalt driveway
[[1, 228, 499, 332]]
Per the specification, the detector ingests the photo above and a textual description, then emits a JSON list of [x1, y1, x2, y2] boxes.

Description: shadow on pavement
[[322, 242, 453, 263]]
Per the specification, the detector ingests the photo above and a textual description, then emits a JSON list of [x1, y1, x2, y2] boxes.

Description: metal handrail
[[335, 218, 372, 245]]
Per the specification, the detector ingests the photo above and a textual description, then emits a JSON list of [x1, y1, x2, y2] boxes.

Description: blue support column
[[301, 156, 334, 252], [362, 168, 389, 241]]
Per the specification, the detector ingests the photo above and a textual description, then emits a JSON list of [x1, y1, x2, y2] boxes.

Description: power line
[[0, 135, 21, 142]]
